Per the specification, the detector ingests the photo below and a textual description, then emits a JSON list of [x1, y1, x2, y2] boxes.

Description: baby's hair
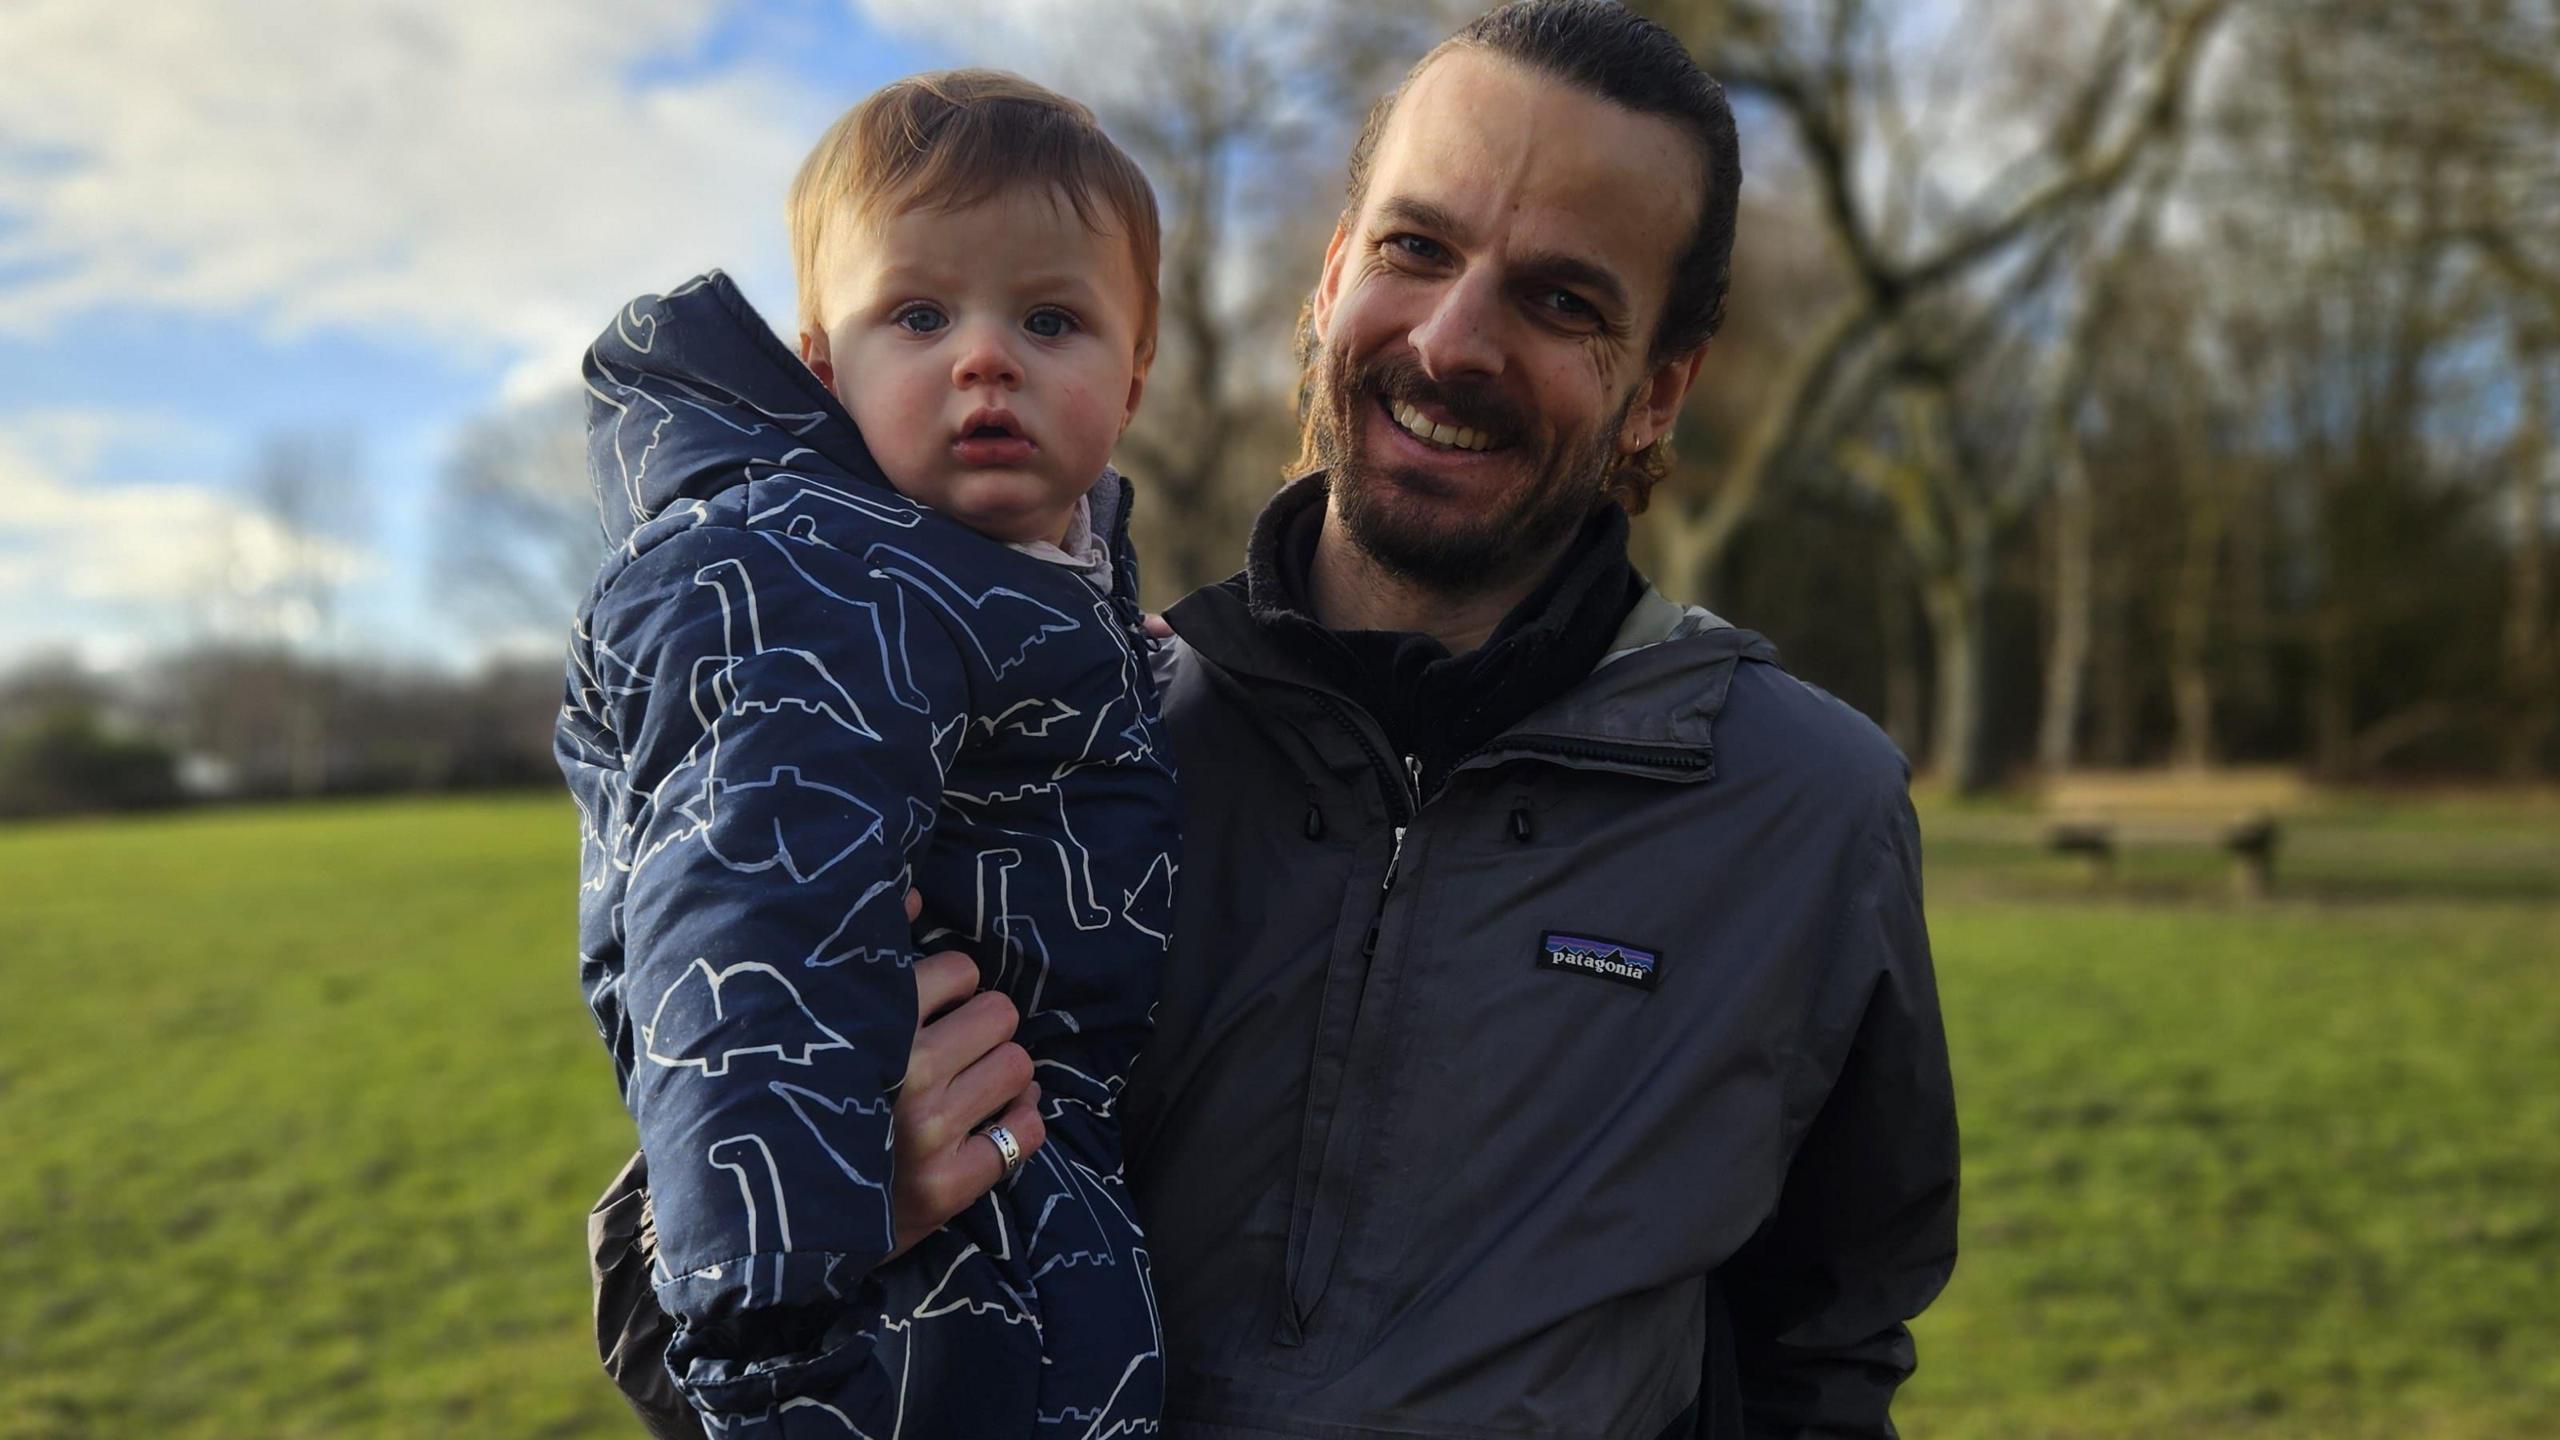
[[789, 69, 1161, 363]]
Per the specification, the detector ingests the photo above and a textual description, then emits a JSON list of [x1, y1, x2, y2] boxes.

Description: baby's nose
[[951, 329, 1024, 389]]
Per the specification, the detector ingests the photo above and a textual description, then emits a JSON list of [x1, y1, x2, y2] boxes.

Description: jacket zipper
[[1283, 695, 1421, 1342], [1309, 692, 1417, 829], [1386, 753, 1421, 885], [1363, 753, 1423, 960]]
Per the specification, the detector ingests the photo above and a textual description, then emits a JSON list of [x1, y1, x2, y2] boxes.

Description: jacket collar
[[1170, 572, 1776, 783], [1456, 607, 1774, 780]]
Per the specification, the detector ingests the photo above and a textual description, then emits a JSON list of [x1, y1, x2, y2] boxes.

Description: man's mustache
[[1346, 357, 1526, 448]]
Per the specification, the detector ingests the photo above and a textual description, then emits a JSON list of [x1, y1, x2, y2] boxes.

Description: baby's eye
[[893, 303, 948, 335], [1025, 307, 1079, 339]]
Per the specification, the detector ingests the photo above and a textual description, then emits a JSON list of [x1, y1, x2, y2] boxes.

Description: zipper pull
[[1382, 755, 1422, 892]]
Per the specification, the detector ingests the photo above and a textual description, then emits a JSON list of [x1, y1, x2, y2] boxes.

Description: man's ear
[[1618, 343, 1710, 456], [798, 328, 836, 394], [1309, 218, 1353, 339]]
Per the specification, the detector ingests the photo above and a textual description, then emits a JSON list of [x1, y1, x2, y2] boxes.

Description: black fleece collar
[[1219, 471, 1646, 796]]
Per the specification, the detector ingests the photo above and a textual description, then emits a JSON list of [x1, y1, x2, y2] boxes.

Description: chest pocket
[[1344, 773, 1796, 1313]]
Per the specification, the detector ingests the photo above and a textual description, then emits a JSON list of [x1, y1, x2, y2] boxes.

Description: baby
[[558, 70, 1177, 1437]]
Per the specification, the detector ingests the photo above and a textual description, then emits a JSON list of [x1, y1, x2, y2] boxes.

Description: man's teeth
[[1390, 399, 1493, 453]]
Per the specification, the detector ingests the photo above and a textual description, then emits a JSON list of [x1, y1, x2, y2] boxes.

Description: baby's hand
[[885, 889, 1045, 1262]]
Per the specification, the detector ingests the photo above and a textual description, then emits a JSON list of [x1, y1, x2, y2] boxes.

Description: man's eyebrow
[[1376, 196, 1474, 247]]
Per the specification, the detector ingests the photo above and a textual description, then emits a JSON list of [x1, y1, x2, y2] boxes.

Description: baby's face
[[802, 185, 1150, 546]]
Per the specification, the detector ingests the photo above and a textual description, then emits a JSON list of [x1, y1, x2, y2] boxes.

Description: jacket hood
[[582, 271, 881, 552], [579, 269, 1136, 564]]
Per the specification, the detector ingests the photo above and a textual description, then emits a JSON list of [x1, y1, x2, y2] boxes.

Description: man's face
[[1308, 51, 1708, 593]]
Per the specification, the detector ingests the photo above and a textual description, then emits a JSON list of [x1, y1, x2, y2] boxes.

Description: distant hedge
[[0, 706, 183, 817]]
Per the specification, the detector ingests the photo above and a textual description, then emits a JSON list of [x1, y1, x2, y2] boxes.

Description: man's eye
[[1388, 234, 1447, 265], [893, 304, 948, 335], [1540, 289, 1598, 323], [1025, 307, 1079, 339]]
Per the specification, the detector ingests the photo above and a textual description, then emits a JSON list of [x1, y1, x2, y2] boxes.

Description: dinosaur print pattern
[[559, 273, 1176, 1437]]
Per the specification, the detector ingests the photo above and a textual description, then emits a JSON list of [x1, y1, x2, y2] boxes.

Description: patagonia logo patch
[[1536, 931, 1661, 992]]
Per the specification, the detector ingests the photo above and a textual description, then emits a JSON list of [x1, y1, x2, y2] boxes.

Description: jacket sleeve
[[592, 518, 973, 1430], [1718, 790, 1959, 1438]]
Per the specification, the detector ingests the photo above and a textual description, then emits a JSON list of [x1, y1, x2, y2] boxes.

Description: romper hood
[[579, 269, 1133, 562]]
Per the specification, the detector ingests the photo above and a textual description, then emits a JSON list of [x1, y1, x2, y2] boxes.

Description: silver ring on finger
[[979, 1121, 1027, 1180]]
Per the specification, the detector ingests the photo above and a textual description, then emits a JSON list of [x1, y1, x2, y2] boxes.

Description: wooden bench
[[2036, 770, 2306, 899]]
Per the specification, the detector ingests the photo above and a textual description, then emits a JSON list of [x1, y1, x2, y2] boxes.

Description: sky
[[0, 0, 2037, 679], [0, 0, 965, 674]]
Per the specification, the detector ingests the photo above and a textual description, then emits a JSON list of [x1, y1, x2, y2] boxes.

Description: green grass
[[3, 793, 2556, 1437], [0, 798, 632, 1439]]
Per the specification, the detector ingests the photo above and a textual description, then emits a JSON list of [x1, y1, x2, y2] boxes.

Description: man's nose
[[1407, 270, 1506, 382], [951, 324, 1024, 390]]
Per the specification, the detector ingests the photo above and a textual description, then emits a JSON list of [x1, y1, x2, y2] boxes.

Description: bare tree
[[1631, 0, 2231, 788], [2223, 0, 2553, 777], [243, 430, 368, 794], [1640, 0, 2231, 585], [435, 388, 602, 632]]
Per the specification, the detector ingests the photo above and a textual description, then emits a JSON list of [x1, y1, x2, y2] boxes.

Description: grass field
[[3, 793, 2555, 1437]]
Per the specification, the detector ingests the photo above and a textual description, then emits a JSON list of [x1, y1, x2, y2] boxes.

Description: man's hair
[[1322, 1, 1743, 511], [788, 69, 1161, 362]]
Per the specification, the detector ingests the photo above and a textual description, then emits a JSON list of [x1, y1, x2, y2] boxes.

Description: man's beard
[[1308, 346, 1627, 599]]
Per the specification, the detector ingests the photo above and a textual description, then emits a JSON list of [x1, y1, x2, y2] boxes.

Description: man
[[594, 4, 1956, 1436], [1117, 4, 1959, 1437]]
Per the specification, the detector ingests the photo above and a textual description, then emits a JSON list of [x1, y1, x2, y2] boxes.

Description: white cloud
[[850, 0, 1165, 100], [0, 0, 824, 390], [849, 0, 1409, 127], [0, 410, 372, 667]]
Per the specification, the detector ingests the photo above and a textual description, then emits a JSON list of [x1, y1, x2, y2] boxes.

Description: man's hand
[[885, 889, 1044, 1262]]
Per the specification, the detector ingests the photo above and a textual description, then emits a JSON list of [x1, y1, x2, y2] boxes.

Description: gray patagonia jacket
[[1124, 581, 1959, 1440]]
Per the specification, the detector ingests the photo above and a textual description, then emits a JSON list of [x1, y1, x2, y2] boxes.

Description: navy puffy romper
[[558, 272, 1177, 1437]]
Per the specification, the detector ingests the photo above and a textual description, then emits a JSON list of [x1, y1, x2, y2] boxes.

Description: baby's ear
[[798, 330, 836, 393], [1121, 363, 1149, 434]]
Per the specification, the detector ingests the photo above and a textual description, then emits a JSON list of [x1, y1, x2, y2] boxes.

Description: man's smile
[[1386, 396, 1499, 453], [1367, 388, 1518, 474]]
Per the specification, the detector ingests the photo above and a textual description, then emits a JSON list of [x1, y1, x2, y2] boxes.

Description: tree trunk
[[2037, 449, 2093, 773], [2168, 447, 2227, 769], [287, 676, 329, 798], [2091, 527, 2137, 767], [2311, 600, 2356, 781], [1924, 526, 1996, 793], [2502, 366, 2553, 778], [1880, 552, 1926, 759], [1647, 495, 1730, 609]]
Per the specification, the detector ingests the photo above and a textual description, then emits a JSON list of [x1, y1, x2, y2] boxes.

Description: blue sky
[[0, 0, 958, 673], [0, 0, 2060, 677]]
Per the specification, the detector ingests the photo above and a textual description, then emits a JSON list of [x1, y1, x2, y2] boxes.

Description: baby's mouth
[[953, 410, 1036, 467]]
